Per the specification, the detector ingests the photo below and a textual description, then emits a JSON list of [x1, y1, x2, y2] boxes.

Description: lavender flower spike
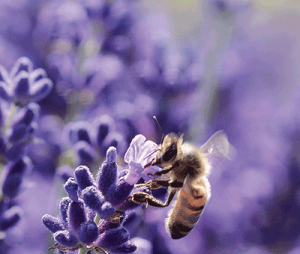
[[54, 230, 79, 247], [124, 134, 160, 185], [77, 220, 99, 244], [42, 214, 65, 233], [64, 178, 79, 202], [59, 197, 72, 228], [68, 199, 87, 232], [74, 165, 95, 190], [97, 147, 118, 196]]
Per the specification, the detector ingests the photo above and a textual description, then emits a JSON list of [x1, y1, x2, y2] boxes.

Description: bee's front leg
[[132, 189, 177, 208], [134, 179, 170, 190]]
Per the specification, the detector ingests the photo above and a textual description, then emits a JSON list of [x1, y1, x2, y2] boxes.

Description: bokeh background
[[0, 0, 300, 253]]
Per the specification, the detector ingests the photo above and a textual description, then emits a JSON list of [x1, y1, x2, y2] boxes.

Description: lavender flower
[[42, 133, 162, 253], [0, 157, 31, 236], [0, 199, 23, 231], [123, 134, 160, 185], [43, 140, 157, 253], [62, 118, 128, 167], [1, 156, 32, 198], [0, 57, 53, 107]]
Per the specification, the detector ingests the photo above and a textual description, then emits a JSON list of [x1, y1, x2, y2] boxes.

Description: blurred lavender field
[[0, 0, 300, 253]]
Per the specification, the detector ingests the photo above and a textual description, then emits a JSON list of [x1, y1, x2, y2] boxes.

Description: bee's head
[[152, 133, 183, 166]]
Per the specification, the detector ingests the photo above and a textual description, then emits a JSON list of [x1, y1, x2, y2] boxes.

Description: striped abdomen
[[166, 175, 211, 239]]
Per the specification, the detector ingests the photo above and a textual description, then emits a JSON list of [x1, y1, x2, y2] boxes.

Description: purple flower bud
[[82, 186, 105, 210], [57, 165, 74, 183], [54, 230, 79, 247], [8, 123, 30, 143], [82, 186, 115, 218], [14, 71, 30, 99], [74, 165, 95, 190], [5, 144, 25, 161], [74, 141, 95, 164], [109, 179, 133, 206], [77, 128, 91, 144], [31, 78, 53, 102], [0, 206, 22, 231], [97, 227, 130, 249], [14, 102, 40, 126], [106, 146, 117, 164], [2, 156, 31, 197], [59, 197, 72, 228], [77, 220, 99, 244], [100, 201, 115, 218], [0, 134, 6, 154], [96, 115, 115, 145], [68, 199, 87, 232], [42, 214, 65, 233], [111, 241, 137, 253], [68, 122, 91, 144], [64, 178, 79, 202], [102, 132, 126, 156], [10, 57, 33, 77], [97, 147, 117, 196]]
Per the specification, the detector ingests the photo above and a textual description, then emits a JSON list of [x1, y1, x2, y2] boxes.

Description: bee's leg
[[132, 189, 176, 207], [135, 179, 169, 189], [146, 189, 177, 208], [169, 180, 183, 188], [135, 179, 184, 191]]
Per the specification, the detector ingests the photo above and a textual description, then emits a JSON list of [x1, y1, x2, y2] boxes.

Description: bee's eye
[[162, 145, 177, 162]]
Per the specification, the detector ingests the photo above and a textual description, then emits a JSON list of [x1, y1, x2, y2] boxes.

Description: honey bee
[[132, 129, 232, 239]]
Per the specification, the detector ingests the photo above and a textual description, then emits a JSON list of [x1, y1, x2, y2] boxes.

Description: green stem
[[78, 248, 85, 254], [3, 103, 18, 135], [94, 214, 101, 225]]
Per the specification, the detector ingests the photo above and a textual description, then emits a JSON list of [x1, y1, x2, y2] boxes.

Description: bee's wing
[[200, 130, 236, 160]]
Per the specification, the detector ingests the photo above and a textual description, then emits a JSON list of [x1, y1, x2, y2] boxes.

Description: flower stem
[[3, 103, 18, 135], [94, 214, 101, 225], [78, 248, 85, 254]]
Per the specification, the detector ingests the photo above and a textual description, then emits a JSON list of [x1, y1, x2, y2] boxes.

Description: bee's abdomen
[[166, 184, 207, 239]]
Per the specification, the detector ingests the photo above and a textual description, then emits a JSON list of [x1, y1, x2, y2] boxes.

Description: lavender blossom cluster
[[43, 135, 158, 253], [0, 57, 52, 243]]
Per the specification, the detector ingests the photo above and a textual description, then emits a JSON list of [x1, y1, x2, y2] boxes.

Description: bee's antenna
[[144, 148, 159, 160], [153, 116, 165, 142]]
